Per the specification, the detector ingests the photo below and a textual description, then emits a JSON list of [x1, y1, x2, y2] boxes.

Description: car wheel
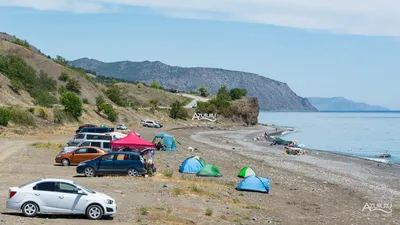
[[61, 158, 70, 166], [22, 202, 38, 217], [84, 167, 95, 177], [86, 204, 103, 220], [127, 168, 138, 177]]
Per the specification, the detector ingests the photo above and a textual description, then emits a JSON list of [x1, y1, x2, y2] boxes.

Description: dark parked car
[[75, 124, 98, 133], [79, 127, 115, 134], [76, 152, 146, 177]]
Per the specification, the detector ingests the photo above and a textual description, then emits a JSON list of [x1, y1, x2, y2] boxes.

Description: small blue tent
[[153, 133, 178, 151], [179, 156, 206, 174], [236, 176, 270, 193]]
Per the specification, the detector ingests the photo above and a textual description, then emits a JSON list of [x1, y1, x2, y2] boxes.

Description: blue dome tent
[[179, 156, 206, 174], [236, 176, 270, 193], [152, 133, 179, 151]]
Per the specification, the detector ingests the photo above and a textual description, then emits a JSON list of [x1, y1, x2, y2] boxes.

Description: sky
[[1, 0, 400, 109]]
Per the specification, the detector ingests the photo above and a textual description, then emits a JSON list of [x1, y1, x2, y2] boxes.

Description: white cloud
[[1, 0, 400, 36]]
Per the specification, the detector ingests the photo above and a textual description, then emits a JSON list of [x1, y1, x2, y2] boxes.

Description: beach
[[0, 124, 398, 224]]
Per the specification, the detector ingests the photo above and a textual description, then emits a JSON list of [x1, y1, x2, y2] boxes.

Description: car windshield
[[74, 182, 95, 194]]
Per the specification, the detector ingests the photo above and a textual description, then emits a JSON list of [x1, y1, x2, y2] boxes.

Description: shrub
[[150, 81, 160, 89], [8, 107, 36, 126], [149, 99, 158, 110], [102, 104, 117, 122], [95, 95, 105, 112], [59, 72, 69, 82], [10, 79, 24, 93], [30, 88, 58, 108], [53, 107, 73, 123], [66, 77, 81, 93], [105, 86, 127, 107], [169, 101, 188, 120], [60, 92, 82, 118], [38, 108, 49, 120], [82, 98, 89, 104], [36, 71, 57, 92], [0, 107, 12, 126], [58, 85, 67, 94], [230, 88, 247, 100], [54, 55, 68, 66], [28, 107, 35, 113], [12, 38, 30, 49], [137, 83, 144, 88], [205, 207, 213, 216], [138, 207, 148, 216], [198, 85, 209, 97], [172, 188, 182, 196]]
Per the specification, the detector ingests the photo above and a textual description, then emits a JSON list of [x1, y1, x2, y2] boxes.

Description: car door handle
[[35, 193, 40, 196], [59, 196, 64, 199]]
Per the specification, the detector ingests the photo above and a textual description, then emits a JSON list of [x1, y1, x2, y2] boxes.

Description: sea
[[258, 111, 400, 164]]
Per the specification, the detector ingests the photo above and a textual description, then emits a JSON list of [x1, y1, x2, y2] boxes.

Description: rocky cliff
[[70, 58, 317, 111]]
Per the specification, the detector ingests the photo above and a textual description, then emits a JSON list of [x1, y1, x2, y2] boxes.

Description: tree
[[95, 95, 105, 112], [217, 85, 231, 101], [55, 55, 68, 66], [229, 88, 248, 100], [150, 81, 160, 89], [105, 86, 127, 107], [59, 72, 69, 82], [198, 86, 209, 97], [10, 79, 24, 93], [60, 92, 82, 118], [66, 77, 81, 93], [170, 101, 188, 120]]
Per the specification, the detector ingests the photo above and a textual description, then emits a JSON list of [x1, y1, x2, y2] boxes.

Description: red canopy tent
[[110, 131, 155, 152]]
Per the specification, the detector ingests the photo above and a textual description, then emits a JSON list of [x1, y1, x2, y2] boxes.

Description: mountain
[[70, 58, 317, 111], [307, 97, 389, 111]]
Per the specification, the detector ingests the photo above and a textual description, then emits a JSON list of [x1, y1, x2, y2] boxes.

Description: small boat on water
[[378, 153, 391, 158]]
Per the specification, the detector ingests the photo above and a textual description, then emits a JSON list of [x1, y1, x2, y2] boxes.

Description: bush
[[0, 107, 12, 126], [12, 38, 30, 49], [102, 104, 117, 122], [198, 86, 209, 97], [150, 81, 160, 89], [149, 99, 158, 110], [162, 170, 173, 178], [30, 88, 58, 108], [53, 107, 73, 123], [137, 83, 144, 88], [169, 101, 188, 120], [82, 98, 89, 104], [59, 72, 69, 82], [8, 107, 36, 126], [205, 207, 213, 216], [105, 86, 127, 107], [230, 88, 247, 100], [38, 108, 49, 120], [66, 77, 81, 93], [54, 55, 68, 66], [28, 107, 35, 113], [10, 79, 24, 93], [60, 92, 82, 118], [95, 95, 105, 112], [58, 85, 67, 94], [36, 71, 57, 92]]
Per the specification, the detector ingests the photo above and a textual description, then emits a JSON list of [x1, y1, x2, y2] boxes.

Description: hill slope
[[307, 97, 389, 111], [70, 58, 317, 111]]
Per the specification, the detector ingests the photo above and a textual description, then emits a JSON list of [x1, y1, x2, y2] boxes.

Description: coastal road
[[177, 93, 210, 108]]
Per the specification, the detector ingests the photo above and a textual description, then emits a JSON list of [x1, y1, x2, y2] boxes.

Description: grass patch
[[8, 107, 36, 126], [244, 216, 251, 220], [172, 187, 182, 196], [205, 207, 213, 216], [138, 207, 149, 216], [162, 169, 174, 178], [31, 142, 66, 151], [233, 198, 240, 204], [245, 205, 262, 209], [239, 193, 245, 196], [190, 186, 202, 193]]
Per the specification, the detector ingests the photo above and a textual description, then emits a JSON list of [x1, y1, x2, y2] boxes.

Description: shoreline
[[191, 126, 400, 203]]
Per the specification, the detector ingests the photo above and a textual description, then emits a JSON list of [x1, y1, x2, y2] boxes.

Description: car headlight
[[78, 162, 86, 166], [56, 153, 62, 158], [105, 199, 114, 204]]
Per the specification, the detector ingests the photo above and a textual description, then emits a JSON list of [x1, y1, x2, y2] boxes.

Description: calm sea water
[[258, 111, 400, 164]]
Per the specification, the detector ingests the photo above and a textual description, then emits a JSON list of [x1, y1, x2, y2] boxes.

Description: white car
[[116, 124, 127, 130], [6, 179, 117, 220]]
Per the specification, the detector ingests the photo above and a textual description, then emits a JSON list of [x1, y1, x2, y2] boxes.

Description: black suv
[[76, 152, 146, 177]]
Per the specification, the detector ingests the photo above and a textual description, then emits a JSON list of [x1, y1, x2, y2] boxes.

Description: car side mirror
[[77, 189, 86, 195]]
